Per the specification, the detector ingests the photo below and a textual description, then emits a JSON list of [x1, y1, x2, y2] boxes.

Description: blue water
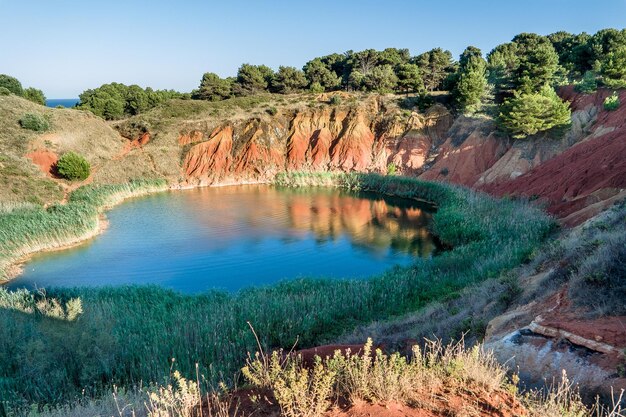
[[45, 98, 79, 108], [7, 185, 438, 294]]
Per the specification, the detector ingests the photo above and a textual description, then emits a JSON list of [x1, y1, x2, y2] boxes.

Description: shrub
[[604, 92, 620, 111], [0, 74, 23, 95], [266, 106, 278, 116], [574, 71, 598, 94], [56, 152, 91, 181], [23, 87, 46, 105], [0, 86, 11, 95], [386, 162, 397, 175], [309, 82, 325, 94], [329, 95, 342, 105], [19, 113, 50, 132]]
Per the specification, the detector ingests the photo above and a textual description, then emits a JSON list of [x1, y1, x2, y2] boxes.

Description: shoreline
[[0, 183, 169, 285], [0, 179, 271, 286]]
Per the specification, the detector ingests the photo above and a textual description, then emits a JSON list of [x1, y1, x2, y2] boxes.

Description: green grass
[[0, 179, 168, 281], [0, 173, 554, 413]]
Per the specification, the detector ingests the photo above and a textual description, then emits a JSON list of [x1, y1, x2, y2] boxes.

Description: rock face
[[484, 288, 626, 401], [179, 101, 453, 186]]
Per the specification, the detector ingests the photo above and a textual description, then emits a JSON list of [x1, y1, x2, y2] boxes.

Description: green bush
[[23, 87, 46, 105], [329, 95, 342, 105], [0, 86, 11, 95], [0, 74, 23, 96], [266, 106, 278, 116], [574, 71, 597, 94], [56, 152, 91, 181], [19, 113, 50, 132], [603, 91, 620, 111]]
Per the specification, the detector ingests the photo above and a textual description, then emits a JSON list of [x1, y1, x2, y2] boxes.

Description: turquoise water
[[8, 185, 439, 293], [45, 98, 79, 108]]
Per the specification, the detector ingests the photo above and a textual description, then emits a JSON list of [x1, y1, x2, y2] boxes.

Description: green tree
[[453, 47, 487, 112], [498, 84, 571, 139], [487, 42, 519, 98], [23, 87, 46, 105], [378, 48, 410, 66], [587, 28, 626, 70], [600, 46, 626, 88], [56, 152, 90, 181], [270, 66, 307, 94], [511, 33, 561, 91], [348, 70, 365, 91], [234, 64, 274, 95], [547, 31, 592, 76], [194, 72, 232, 101], [0, 74, 23, 96], [303, 58, 340, 91], [413, 48, 455, 91], [363, 65, 398, 92], [395, 63, 423, 94]]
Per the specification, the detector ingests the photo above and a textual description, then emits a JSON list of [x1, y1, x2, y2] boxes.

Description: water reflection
[[8, 185, 439, 293]]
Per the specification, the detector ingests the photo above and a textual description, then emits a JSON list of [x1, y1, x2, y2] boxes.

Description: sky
[[1, 0, 625, 97]]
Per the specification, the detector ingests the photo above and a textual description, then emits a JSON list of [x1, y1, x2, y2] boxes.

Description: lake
[[7, 185, 439, 293]]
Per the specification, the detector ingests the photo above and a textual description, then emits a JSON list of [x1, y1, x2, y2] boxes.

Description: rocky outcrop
[[178, 100, 453, 186]]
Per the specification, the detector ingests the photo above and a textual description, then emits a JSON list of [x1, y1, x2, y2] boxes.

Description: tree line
[[3, 28, 625, 138], [0, 74, 46, 105]]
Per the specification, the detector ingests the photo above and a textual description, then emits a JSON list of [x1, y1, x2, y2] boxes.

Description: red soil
[[483, 122, 626, 223], [26, 149, 58, 175]]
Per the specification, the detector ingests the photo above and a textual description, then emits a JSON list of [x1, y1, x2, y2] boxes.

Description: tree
[[303, 58, 340, 91], [270, 66, 307, 94], [194, 72, 232, 101], [511, 33, 561, 91], [600, 46, 626, 88], [378, 48, 410, 66], [547, 31, 592, 76], [23, 87, 46, 105], [363, 65, 398, 93], [587, 28, 626, 70], [487, 42, 519, 98], [413, 48, 455, 91], [77, 83, 184, 119], [453, 47, 487, 112], [498, 84, 571, 139], [0, 74, 23, 96], [56, 152, 90, 181], [395, 63, 423, 94], [234, 64, 274, 95]]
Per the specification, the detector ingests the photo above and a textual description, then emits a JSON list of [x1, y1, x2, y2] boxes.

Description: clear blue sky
[[1, 0, 625, 97]]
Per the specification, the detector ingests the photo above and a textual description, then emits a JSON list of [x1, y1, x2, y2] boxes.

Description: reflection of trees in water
[[186, 185, 438, 258], [285, 192, 437, 258]]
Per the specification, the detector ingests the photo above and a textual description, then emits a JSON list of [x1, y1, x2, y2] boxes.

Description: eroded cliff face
[[178, 100, 453, 186]]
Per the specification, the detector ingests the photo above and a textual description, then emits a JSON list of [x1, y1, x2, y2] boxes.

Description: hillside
[[1, 88, 625, 415]]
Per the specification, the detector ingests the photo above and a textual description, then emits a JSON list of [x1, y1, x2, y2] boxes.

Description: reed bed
[[0, 179, 168, 281]]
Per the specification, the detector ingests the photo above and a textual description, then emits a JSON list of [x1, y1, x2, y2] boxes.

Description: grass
[[0, 173, 555, 413], [23, 340, 624, 417], [0, 179, 168, 281]]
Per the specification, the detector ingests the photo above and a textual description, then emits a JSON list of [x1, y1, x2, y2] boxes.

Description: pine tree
[[395, 63, 423, 94], [498, 84, 571, 138], [453, 47, 487, 112]]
